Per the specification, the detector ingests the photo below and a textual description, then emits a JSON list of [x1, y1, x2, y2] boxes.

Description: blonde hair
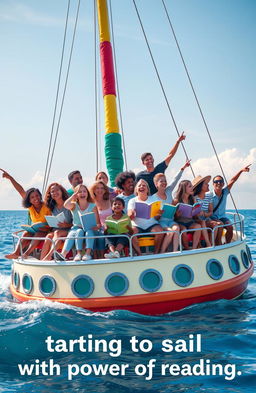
[[90, 181, 110, 201], [134, 179, 150, 196], [153, 173, 166, 186]]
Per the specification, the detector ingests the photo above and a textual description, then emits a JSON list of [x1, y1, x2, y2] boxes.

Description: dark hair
[[115, 171, 135, 190], [95, 171, 109, 182], [22, 188, 42, 208], [111, 196, 125, 207], [213, 175, 224, 182], [44, 183, 69, 211], [141, 152, 152, 162], [193, 181, 204, 196], [174, 180, 194, 205], [68, 170, 81, 183]]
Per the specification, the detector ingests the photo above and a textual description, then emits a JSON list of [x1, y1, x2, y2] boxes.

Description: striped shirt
[[195, 193, 213, 212]]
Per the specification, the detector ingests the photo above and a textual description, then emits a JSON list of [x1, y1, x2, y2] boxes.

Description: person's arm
[[0, 168, 26, 198], [164, 132, 186, 166], [63, 192, 78, 210], [167, 159, 191, 193], [227, 164, 251, 190]]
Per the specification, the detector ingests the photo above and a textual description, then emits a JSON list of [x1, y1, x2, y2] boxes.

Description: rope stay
[[43, 0, 81, 193], [42, 0, 71, 195], [132, 0, 195, 178], [109, 0, 128, 171], [161, 0, 239, 214]]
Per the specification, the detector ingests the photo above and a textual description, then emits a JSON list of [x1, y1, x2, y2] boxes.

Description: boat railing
[[11, 212, 245, 261]]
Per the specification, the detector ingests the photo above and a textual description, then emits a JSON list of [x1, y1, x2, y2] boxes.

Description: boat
[[9, 0, 254, 315]]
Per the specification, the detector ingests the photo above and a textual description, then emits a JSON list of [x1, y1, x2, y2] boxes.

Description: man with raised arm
[[135, 132, 186, 195], [209, 165, 251, 244]]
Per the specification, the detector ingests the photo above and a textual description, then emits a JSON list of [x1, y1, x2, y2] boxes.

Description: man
[[67, 170, 83, 196], [115, 171, 136, 212], [135, 132, 186, 194], [209, 165, 251, 243]]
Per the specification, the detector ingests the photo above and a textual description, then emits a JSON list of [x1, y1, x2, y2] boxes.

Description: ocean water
[[0, 210, 255, 393]]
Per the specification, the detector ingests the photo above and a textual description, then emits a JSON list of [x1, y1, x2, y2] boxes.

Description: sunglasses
[[213, 180, 224, 184]]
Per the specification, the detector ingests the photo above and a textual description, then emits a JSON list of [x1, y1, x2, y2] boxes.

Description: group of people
[[1, 132, 251, 260]]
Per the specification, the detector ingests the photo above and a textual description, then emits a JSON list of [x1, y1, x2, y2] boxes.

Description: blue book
[[21, 222, 48, 234], [78, 211, 97, 231]]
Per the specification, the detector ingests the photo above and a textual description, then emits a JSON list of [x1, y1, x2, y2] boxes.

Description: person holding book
[[40, 183, 73, 260], [208, 165, 251, 244], [66, 170, 83, 196], [135, 132, 186, 195], [115, 171, 136, 212], [95, 171, 117, 200], [58, 184, 101, 261], [173, 180, 202, 250], [127, 179, 164, 255], [104, 197, 133, 258]]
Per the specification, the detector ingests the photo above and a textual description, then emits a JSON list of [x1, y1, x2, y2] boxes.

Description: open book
[[78, 211, 97, 231], [161, 203, 178, 220], [177, 202, 201, 218], [45, 212, 65, 228], [135, 201, 161, 219], [21, 222, 48, 234], [105, 216, 131, 235]]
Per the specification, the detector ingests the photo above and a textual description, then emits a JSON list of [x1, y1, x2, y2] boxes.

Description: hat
[[192, 175, 211, 189]]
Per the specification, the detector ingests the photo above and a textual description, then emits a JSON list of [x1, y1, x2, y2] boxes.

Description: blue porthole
[[172, 264, 194, 287], [12, 271, 20, 289], [228, 255, 240, 275], [241, 250, 249, 269], [39, 275, 56, 297], [22, 274, 33, 294], [246, 245, 252, 263], [71, 275, 94, 298], [206, 259, 224, 280], [105, 273, 129, 296], [139, 269, 163, 292]]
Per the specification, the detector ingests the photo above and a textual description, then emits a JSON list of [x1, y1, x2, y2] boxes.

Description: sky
[[0, 0, 255, 210]]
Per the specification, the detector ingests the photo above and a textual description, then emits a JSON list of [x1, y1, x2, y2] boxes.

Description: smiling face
[[213, 176, 224, 193], [156, 175, 167, 191], [123, 177, 135, 195], [112, 199, 124, 214], [135, 179, 149, 195], [142, 154, 154, 170], [29, 191, 41, 208], [202, 180, 210, 193], [185, 181, 194, 195], [77, 185, 88, 200], [94, 183, 106, 197], [50, 184, 62, 201], [71, 172, 83, 188], [96, 172, 108, 184]]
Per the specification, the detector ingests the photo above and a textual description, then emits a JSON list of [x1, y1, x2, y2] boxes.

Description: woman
[[173, 180, 202, 250], [127, 179, 164, 255], [58, 184, 101, 261], [95, 171, 117, 200], [40, 183, 73, 260], [192, 175, 222, 246]]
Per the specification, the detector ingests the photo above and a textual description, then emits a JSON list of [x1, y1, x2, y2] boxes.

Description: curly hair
[[22, 188, 43, 208], [115, 171, 135, 190], [44, 183, 69, 210], [90, 181, 110, 201]]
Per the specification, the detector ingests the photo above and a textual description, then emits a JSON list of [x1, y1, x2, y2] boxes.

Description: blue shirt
[[208, 187, 230, 220]]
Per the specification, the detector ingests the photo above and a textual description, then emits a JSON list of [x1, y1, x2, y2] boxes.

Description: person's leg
[[179, 225, 189, 250], [40, 232, 54, 260], [199, 220, 211, 247], [223, 220, 233, 243], [43, 230, 68, 260], [23, 231, 47, 257], [84, 229, 95, 257], [131, 227, 142, 256], [5, 231, 31, 259], [189, 223, 201, 249], [151, 225, 164, 254]]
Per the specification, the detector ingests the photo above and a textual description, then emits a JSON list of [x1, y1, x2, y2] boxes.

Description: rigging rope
[[161, 0, 239, 214], [94, 0, 99, 173], [109, 0, 128, 171], [132, 0, 195, 178], [43, 0, 81, 193], [42, 0, 71, 195]]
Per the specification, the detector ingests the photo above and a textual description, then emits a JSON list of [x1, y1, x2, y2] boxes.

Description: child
[[104, 197, 133, 259]]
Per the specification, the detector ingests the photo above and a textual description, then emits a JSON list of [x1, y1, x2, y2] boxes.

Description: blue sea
[[0, 210, 255, 393]]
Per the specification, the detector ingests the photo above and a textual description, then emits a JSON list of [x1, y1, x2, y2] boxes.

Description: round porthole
[[228, 255, 240, 275], [139, 269, 163, 292], [241, 250, 249, 269], [39, 275, 56, 297], [71, 275, 94, 298], [206, 259, 223, 280], [246, 245, 252, 263], [12, 271, 20, 289], [172, 264, 194, 287], [105, 273, 129, 296], [22, 274, 33, 294]]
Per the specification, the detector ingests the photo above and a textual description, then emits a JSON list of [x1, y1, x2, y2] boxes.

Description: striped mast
[[96, 0, 124, 186]]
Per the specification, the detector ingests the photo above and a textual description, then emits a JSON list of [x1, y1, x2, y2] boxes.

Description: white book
[[45, 212, 66, 227]]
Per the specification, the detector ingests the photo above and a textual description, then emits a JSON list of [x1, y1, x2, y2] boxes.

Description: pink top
[[98, 207, 113, 226]]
